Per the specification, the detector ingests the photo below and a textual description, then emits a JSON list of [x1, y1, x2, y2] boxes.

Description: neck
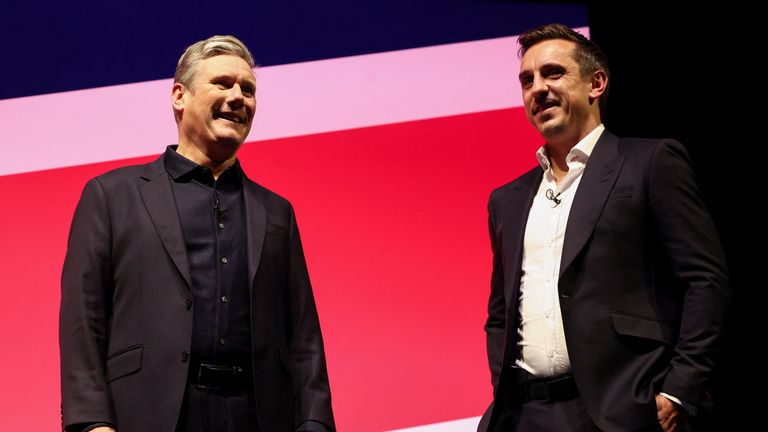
[[545, 119, 601, 182], [176, 141, 238, 179], [547, 147, 570, 183]]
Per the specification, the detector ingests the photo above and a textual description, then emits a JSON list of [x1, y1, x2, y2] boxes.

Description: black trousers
[[491, 392, 667, 432], [175, 384, 259, 432], [492, 394, 600, 432]]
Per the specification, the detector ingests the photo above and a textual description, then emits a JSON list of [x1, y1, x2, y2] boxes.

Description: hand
[[656, 394, 688, 432]]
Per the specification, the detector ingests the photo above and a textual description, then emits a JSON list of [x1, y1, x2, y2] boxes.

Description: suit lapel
[[502, 167, 543, 303], [560, 130, 624, 278], [243, 180, 267, 287], [138, 157, 193, 291]]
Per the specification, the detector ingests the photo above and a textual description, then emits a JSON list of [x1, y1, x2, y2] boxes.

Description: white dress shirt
[[515, 124, 604, 377]]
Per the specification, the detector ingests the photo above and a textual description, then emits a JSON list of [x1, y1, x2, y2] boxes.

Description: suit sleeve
[[648, 140, 730, 406], [484, 194, 507, 392], [60, 178, 116, 430], [286, 204, 336, 431]]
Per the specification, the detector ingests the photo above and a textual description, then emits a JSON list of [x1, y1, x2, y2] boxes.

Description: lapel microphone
[[546, 189, 562, 206]]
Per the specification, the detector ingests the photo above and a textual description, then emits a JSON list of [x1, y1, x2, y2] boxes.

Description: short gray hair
[[174, 35, 255, 89]]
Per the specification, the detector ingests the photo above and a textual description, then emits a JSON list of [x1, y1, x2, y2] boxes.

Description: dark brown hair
[[518, 23, 610, 114]]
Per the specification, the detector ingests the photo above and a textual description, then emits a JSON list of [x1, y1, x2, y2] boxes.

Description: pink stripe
[[0, 27, 588, 177], [253, 35, 523, 139], [1, 79, 176, 176]]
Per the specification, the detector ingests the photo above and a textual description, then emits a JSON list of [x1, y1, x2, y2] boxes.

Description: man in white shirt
[[479, 24, 728, 432]]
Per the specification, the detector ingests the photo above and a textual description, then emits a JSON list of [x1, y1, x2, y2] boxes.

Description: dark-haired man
[[480, 24, 728, 432]]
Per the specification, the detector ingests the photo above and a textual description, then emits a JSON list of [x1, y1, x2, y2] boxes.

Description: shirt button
[[219, 338, 226, 345], [221, 296, 228, 303], [218, 223, 225, 229], [185, 298, 192, 310], [221, 257, 228, 264], [545, 311, 551, 318], [181, 351, 189, 362], [548, 349, 555, 358]]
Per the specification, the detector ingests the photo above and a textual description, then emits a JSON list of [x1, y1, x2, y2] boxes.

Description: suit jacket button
[[185, 298, 193, 309], [181, 351, 189, 362]]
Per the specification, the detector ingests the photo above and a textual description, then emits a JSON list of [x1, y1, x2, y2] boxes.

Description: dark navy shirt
[[164, 146, 251, 365]]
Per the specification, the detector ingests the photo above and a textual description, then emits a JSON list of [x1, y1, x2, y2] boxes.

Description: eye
[[211, 77, 235, 90], [542, 66, 565, 79], [519, 74, 533, 89]]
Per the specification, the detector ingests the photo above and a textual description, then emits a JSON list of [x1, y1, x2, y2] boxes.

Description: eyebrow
[[518, 61, 566, 78], [210, 74, 256, 85], [518, 68, 535, 82]]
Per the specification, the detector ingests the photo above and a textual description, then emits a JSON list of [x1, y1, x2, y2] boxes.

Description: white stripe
[[387, 416, 481, 432]]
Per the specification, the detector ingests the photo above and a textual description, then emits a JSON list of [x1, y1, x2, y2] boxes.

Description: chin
[[217, 138, 245, 149], [537, 119, 562, 135], [540, 126, 570, 143], [213, 129, 248, 145]]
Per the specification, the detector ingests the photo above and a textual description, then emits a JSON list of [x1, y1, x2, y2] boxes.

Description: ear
[[171, 82, 187, 118], [588, 70, 608, 101]]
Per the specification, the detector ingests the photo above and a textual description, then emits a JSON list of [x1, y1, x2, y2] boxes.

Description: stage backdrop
[[0, 2, 588, 430]]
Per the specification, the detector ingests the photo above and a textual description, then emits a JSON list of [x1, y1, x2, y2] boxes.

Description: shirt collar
[[163, 145, 243, 186], [535, 124, 605, 172]]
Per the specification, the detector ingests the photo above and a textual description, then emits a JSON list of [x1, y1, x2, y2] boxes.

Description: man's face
[[518, 39, 597, 142], [176, 55, 256, 151]]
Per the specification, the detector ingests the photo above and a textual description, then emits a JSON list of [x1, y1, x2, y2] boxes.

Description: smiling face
[[173, 54, 256, 158], [518, 39, 605, 146]]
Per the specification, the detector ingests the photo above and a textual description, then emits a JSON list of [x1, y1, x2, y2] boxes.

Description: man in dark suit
[[60, 35, 335, 432], [479, 24, 728, 432]]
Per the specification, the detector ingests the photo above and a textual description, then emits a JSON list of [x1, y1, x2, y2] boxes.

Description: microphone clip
[[546, 189, 562, 206]]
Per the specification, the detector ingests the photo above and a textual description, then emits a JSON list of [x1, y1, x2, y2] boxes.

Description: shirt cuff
[[65, 423, 115, 432], [660, 392, 697, 416]]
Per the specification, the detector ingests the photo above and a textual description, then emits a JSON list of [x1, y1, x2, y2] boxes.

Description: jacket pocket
[[106, 344, 143, 382], [266, 223, 288, 238], [607, 185, 633, 201], [611, 312, 671, 345]]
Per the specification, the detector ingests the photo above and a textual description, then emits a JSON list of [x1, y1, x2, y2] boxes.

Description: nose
[[530, 74, 548, 98], [225, 84, 245, 107]]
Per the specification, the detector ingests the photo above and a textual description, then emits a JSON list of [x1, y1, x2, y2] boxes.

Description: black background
[[588, 3, 754, 429]]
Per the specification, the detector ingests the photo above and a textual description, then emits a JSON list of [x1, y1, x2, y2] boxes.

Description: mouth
[[214, 111, 246, 124], [533, 100, 559, 116]]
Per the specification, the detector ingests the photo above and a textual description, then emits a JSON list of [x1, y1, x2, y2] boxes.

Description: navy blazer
[[481, 130, 729, 431], [60, 153, 335, 432]]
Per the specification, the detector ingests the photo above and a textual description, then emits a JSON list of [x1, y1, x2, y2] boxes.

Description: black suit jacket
[[60, 154, 335, 432], [480, 130, 729, 431]]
